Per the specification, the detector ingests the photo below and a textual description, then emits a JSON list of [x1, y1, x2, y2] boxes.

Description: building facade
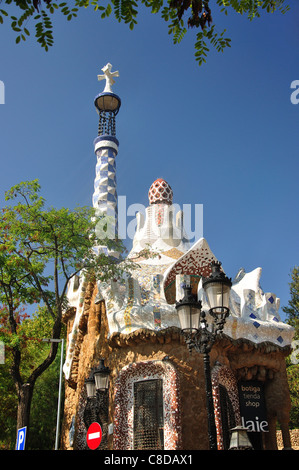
[[60, 65, 294, 451]]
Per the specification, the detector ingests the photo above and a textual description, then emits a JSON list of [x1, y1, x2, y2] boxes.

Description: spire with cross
[[94, 63, 121, 137], [97, 63, 119, 93], [92, 63, 121, 256]]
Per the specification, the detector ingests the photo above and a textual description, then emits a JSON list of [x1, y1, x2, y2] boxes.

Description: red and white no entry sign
[[86, 422, 102, 450]]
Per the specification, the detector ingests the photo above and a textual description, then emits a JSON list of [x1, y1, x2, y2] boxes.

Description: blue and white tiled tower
[[92, 63, 121, 251]]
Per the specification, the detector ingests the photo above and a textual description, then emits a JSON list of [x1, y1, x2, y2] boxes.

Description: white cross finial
[[97, 63, 119, 93]]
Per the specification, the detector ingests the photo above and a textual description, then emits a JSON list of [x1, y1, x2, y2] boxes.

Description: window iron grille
[[133, 379, 164, 450]]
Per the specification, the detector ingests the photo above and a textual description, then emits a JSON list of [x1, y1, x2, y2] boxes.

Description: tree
[[0, 179, 141, 447], [0, 305, 64, 449], [286, 364, 299, 429], [283, 266, 299, 429], [0, 0, 290, 65], [0, 340, 17, 449], [283, 266, 299, 332]]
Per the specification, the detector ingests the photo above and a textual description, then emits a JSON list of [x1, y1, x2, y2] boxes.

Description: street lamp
[[202, 260, 232, 319], [93, 358, 111, 392], [175, 261, 232, 450], [85, 358, 110, 397], [85, 371, 96, 399], [176, 285, 202, 334], [229, 426, 253, 450], [83, 358, 110, 439]]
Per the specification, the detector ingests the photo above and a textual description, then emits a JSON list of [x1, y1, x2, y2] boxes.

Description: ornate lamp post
[[84, 358, 110, 438], [175, 261, 232, 450]]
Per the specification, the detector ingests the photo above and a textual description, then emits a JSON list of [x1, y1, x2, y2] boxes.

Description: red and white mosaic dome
[[148, 178, 173, 205]]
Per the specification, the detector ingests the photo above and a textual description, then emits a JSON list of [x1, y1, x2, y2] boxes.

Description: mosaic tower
[[92, 63, 121, 251]]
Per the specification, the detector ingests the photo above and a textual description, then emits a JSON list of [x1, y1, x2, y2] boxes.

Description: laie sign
[[238, 381, 269, 433]]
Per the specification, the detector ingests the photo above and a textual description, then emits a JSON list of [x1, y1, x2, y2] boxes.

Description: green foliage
[[283, 266, 299, 333], [0, 179, 145, 440], [283, 266, 299, 429], [0, 304, 54, 384], [286, 363, 299, 429], [0, 179, 139, 353], [28, 340, 65, 449], [0, 179, 131, 316], [0, 0, 290, 63], [0, 178, 150, 330], [0, 356, 17, 449], [0, 307, 65, 449]]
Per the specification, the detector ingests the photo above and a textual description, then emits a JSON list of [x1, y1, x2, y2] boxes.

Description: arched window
[[212, 364, 241, 450], [113, 360, 182, 450], [218, 384, 236, 449]]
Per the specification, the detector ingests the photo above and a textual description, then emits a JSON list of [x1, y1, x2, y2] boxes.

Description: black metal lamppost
[[84, 359, 110, 434], [175, 261, 232, 450]]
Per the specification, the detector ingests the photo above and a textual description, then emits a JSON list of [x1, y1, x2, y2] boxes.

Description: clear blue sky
[[0, 1, 298, 320]]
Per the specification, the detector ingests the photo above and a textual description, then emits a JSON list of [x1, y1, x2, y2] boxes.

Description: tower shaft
[[93, 137, 119, 245], [92, 64, 121, 253]]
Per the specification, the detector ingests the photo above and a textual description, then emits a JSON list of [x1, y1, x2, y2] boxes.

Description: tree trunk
[[16, 382, 34, 449], [14, 338, 60, 449]]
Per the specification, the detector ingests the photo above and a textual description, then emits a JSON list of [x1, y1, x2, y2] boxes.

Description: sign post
[[16, 426, 27, 450], [86, 422, 102, 450]]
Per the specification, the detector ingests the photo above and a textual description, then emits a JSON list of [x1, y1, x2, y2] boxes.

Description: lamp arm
[[183, 309, 229, 354], [183, 327, 214, 355], [213, 309, 229, 336]]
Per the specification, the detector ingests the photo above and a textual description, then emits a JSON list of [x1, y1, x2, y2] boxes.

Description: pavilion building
[[61, 65, 294, 450]]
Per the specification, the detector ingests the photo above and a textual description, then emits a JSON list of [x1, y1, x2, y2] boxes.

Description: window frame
[[113, 360, 182, 450]]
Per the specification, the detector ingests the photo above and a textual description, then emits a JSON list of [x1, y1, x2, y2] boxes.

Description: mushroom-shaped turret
[[148, 178, 173, 205]]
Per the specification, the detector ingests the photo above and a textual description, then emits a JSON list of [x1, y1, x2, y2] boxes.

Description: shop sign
[[238, 380, 269, 432]]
